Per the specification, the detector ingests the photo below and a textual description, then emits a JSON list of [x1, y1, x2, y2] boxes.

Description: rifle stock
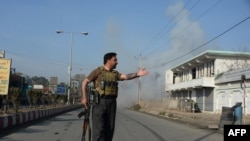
[[78, 107, 91, 141]]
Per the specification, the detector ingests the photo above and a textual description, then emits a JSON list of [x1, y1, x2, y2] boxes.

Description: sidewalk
[[139, 108, 250, 130], [0, 104, 82, 130]]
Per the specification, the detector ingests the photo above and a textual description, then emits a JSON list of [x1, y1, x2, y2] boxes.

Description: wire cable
[[138, 0, 192, 56], [146, 16, 250, 69], [5, 50, 92, 71], [143, 0, 221, 58]]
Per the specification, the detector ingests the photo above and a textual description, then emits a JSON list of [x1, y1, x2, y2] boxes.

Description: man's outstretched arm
[[120, 68, 148, 80]]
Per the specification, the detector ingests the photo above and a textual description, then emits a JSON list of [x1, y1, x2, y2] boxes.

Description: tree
[[58, 82, 67, 87], [31, 76, 49, 87]]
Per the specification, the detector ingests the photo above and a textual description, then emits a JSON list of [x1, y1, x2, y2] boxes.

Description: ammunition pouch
[[105, 81, 118, 87], [88, 89, 99, 105], [100, 81, 118, 90], [87, 85, 100, 105]]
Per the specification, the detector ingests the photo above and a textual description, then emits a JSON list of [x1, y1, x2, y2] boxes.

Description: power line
[[5, 50, 93, 71], [166, 0, 222, 47], [146, 16, 250, 69], [138, 0, 192, 56], [5, 51, 67, 66], [143, 0, 221, 58]]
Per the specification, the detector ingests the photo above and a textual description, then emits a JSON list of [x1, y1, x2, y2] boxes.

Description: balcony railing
[[165, 77, 215, 91]]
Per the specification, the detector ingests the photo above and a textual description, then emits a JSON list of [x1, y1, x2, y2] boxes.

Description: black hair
[[104, 52, 117, 64]]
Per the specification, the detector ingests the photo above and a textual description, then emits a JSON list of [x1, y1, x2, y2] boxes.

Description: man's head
[[103, 52, 118, 70]]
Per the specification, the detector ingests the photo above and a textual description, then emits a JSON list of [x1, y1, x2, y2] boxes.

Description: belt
[[100, 95, 117, 99]]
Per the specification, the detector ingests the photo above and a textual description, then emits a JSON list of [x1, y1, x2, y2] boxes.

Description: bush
[[132, 104, 141, 111], [168, 113, 174, 118], [158, 111, 166, 115]]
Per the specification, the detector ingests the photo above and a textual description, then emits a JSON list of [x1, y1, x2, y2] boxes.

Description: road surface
[[0, 107, 223, 141]]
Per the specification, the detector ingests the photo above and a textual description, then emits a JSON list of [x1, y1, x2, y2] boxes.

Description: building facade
[[165, 50, 250, 114]]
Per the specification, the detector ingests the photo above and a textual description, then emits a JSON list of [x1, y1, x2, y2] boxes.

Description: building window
[[192, 68, 196, 79], [211, 60, 215, 76], [173, 73, 177, 84]]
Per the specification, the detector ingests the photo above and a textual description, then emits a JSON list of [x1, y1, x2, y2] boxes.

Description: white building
[[165, 50, 250, 114]]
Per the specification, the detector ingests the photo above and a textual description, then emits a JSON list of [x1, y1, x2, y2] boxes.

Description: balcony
[[165, 77, 215, 91]]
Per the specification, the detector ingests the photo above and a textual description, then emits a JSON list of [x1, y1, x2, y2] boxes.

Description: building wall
[[204, 87, 214, 111], [196, 89, 203, 111], [174, 56, 250, 84], [166, 51, 250, 114], [215, 81, 249, 115], [191, 89, 196, 101], [214, 65, 250, 114], [214, 57, 250, 74]]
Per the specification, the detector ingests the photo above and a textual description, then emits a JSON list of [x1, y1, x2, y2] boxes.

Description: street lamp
[[56, 30, 88, 105]]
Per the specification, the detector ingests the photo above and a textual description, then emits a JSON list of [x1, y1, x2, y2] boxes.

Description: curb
[[0, 104, 82, 130], [138, 108, 221, 129]]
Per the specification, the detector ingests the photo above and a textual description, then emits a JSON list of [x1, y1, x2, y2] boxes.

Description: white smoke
[[116, 1, 220, 107]]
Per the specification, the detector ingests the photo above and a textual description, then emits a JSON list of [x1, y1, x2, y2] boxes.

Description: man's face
[[108, 56, 118, 69]]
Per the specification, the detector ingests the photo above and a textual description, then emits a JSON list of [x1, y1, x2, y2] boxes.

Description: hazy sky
[[1, 0, 250, 106]]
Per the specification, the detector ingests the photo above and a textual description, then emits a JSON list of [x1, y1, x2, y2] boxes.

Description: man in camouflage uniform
[[81, 52, 148, 141]]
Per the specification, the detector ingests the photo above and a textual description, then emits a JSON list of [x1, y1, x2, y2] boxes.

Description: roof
[[171, 50, 250, 71]]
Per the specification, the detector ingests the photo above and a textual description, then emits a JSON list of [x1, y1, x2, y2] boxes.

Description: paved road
[[114, 108, 222, 141], [0, 107, 223, 141]]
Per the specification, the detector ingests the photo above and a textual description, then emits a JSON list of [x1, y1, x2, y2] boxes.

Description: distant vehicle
[[177, 99, 201, 113]]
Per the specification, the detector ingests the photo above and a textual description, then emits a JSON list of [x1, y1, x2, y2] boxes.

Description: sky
[[1, 0, 250, 106]]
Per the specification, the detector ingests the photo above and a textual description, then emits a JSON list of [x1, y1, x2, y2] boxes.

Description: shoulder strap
[[95, 66, 103, 76]]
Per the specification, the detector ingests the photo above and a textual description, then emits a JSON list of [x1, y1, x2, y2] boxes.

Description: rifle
[[78, 107, 91, 141], [78, 84, 99, 141]]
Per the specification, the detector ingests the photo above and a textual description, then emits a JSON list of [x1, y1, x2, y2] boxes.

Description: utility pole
[[241, 74, 246, 124], [135, 54, 145, 105]]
